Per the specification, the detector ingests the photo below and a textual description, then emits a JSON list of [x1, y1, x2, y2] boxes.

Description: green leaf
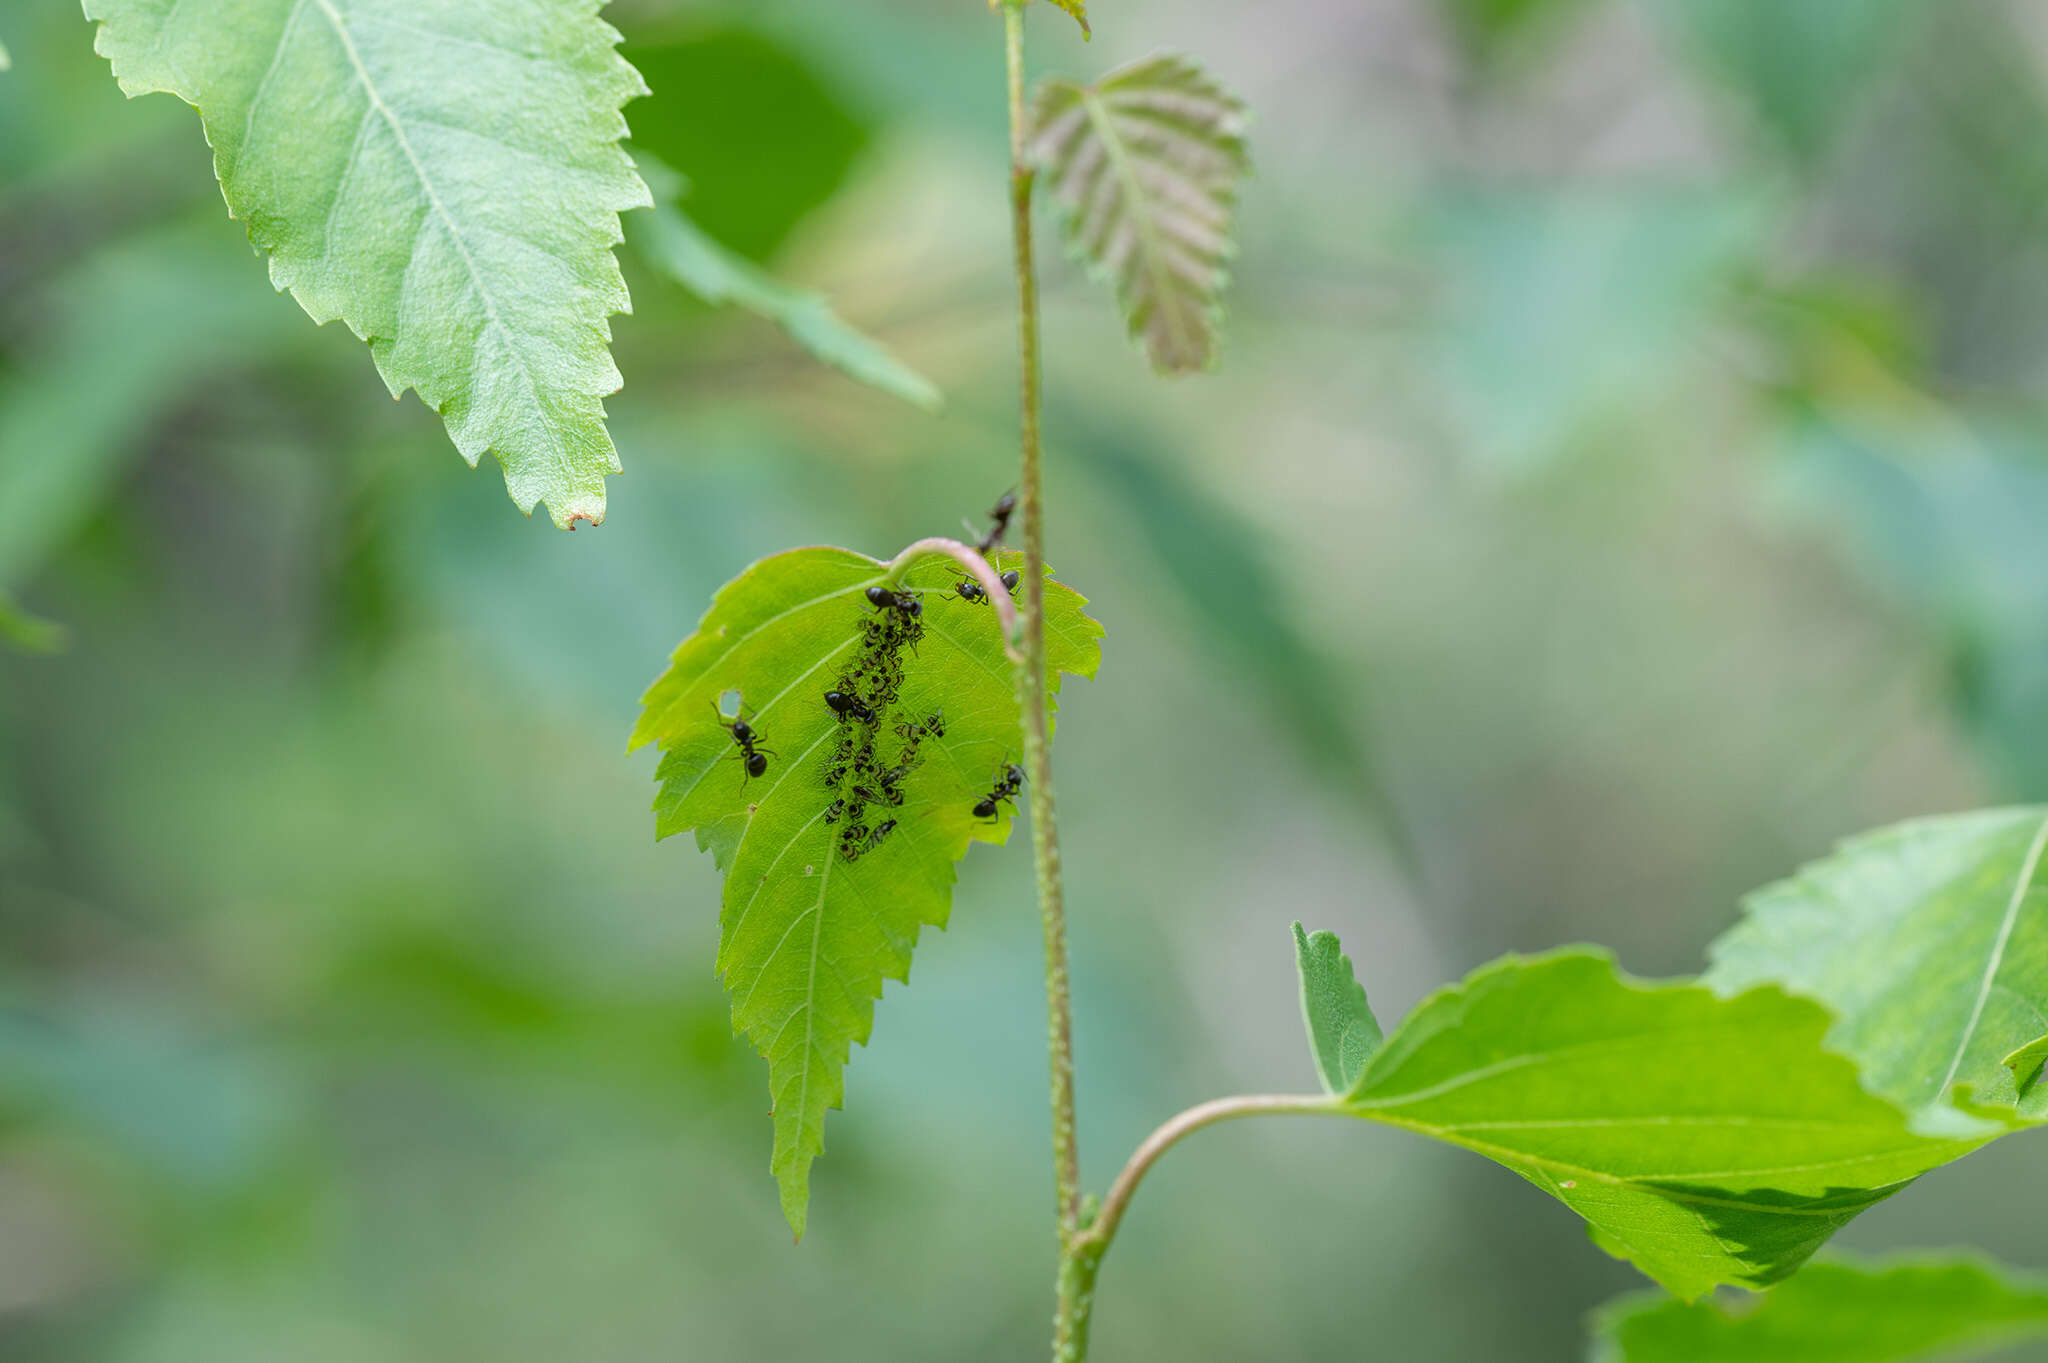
[[630, 156, 940, 411], [631, 547, 1103, 1236], [1042, 0, 1090, 37], [83, 0, 652, 529], [1705, 807, 2048, 1122], [1337, 951, 1984, 1299], [0, 592, 65, 655], [621, 26, 869, 262], [1028, 53, 1248, 374], [1292, 924, 1382, 1093], [1589, 1255, 2048, 1363]]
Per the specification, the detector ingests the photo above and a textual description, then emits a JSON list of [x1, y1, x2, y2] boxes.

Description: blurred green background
[[5, 0, 2048, 1357]]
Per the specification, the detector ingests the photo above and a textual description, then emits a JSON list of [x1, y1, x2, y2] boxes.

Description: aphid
[[976, 490, 1017, 555], [924, 711, 946, 738], [824, 690, 875, 724], [868, 819, 898, 849], [823, 798, 847, 824]]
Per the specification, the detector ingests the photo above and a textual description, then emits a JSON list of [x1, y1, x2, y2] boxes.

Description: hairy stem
[[998, 5, 1085, 1358], [1075, 1095, 1342, 1259]]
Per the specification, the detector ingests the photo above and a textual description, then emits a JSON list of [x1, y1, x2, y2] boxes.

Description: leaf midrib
[[1933, 811, 2048, 1099], [1079, 87, 1195, 365], [1359, 1111, 1926, 1215], [304, 0, 564, 484]]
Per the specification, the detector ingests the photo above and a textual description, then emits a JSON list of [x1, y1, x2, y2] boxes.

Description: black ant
[[972, 762, 1026, 821], [958, 569, 1021, 604], [713, 701, 774, 780], [975, 491, 1016, 555], [864, 585, 923, 618], [824, 690, 875, 724]]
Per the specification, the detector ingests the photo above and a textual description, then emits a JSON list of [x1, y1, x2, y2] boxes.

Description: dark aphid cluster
[[821, 591, 935, 861], [975, 490, 1016, 555], [951, 569, 1021, 606], [973, 761, 1025, 822], [715, 702, 775, 783]]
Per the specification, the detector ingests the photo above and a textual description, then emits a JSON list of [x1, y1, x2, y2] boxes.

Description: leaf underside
[[1705, 807, 2048, 1124], [84, 0, 651, 528], [1028, 53, 1249, 374], [631, 548, 1103, 1237], [1589, 1255, 2048, 1363], [1340, 950, 1983, 1300], [1292, 923, 1382, 1093]]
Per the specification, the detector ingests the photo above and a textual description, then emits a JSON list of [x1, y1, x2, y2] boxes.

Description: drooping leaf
[[1337, 951, 1985, 1300], [1292, 924, 1382, 1094], [1028, 53, 1248, 374], [630, 156, 940, 411], [1589, 1255, 2048, 1363], [1067, 426, 1397, 830], [1042, 0, 1090, 38], [83, 0, 652, 528], [631, 548, 1103, 1236], [1705, 807, 2048, 1122]]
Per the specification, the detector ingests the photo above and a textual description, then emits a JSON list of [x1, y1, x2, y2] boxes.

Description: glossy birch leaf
[[1335, 950, 1985, 1300], [1705, 807, 2048, 1122], [83, 0, 652, 528], [630, 155, 940, 411], [1292, 923, 1382, 1093], [631, 548, 1103, 1237], [1589, 1256, 2048, 1363], [1028, 53, 1248, 374]]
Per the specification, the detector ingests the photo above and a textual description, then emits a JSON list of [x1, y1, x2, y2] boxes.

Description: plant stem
[[880, 536, 1024, 661], [998, 4, 1085, 1357], [1074, 1095, 1342, 1258]]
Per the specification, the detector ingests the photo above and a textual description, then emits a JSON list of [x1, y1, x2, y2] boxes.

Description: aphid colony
[[821, 587, 932, 861], [714, 560, 1028, 863]]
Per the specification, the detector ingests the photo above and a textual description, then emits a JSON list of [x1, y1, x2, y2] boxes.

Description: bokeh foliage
[[11, 0, 2048, 1358]]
